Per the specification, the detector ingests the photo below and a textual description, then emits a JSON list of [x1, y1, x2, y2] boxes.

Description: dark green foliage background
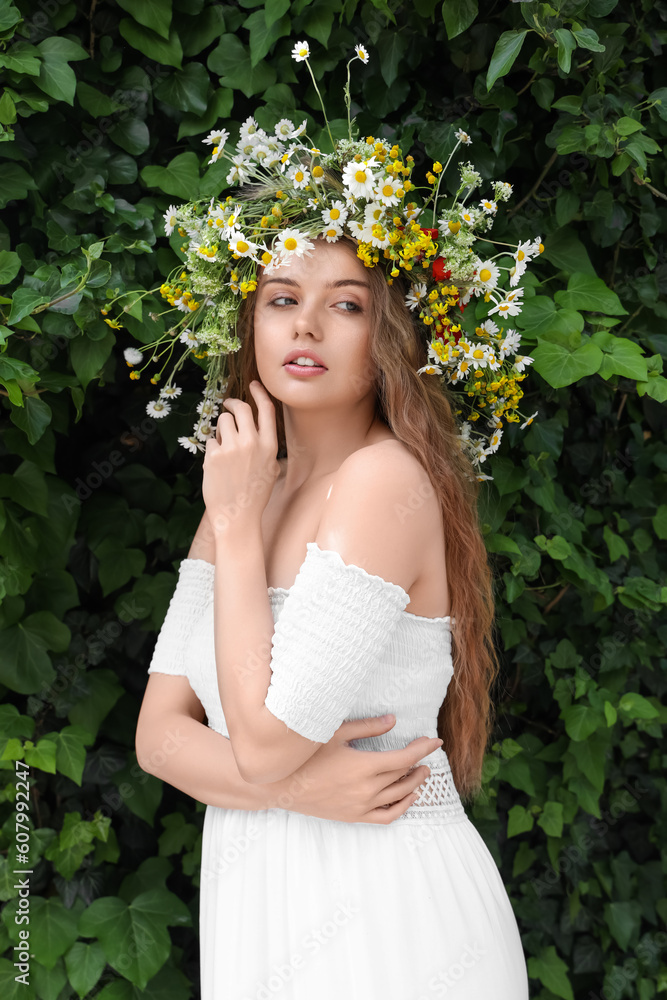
[[1, 0, 666, 997]]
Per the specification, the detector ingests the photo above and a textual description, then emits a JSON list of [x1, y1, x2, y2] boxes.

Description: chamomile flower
[[498, 329, 521, 359], [479, 319, 499, 336], [196, 399, 218, 418], [275, 229, 313, 258], [494, 181, 513, 201], [146, 399, 171, 419], [321, 201, 348, 228], [322, 225, 343, 242], [375, 177, 402, 206], [529, 235, 545, 255], [291, 40, 310, 62], [455, 128, 472, 145], [180, 328, 200, 349], [178, 435, 203, 454], [406, 283, 427, 311], [124, 347, 143, 366], [520, 410, 539, 429], [488, 293, 523, 318], [513, 354, 534, 372], [195, 422, 215, 443], [514, 240, 535, 264], [479, 199, 498, 215], [226, 156, 252, 185], [164, 206, 179, 236], [468, 345, 491, 370], [484, 428, 503, 454], [274, 119, 294, 138], [341, 157, 377, 198], [157, 384, 181, 402], [228, 235, 258, 258], [238, 117, 260, 143], [417, 364, 443, 375], [291, 120, 308, 139], [287, 164, 311, 189], [474, 261, 500, 291], [354, 44, 369, 64], [203, 127, 230, 148], [509, 258, 528, 287]]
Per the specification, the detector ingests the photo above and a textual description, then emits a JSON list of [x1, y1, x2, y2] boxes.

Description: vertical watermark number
[[13, 760, 32, 986]]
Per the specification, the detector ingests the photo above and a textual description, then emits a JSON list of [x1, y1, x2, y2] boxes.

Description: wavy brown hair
[[222, 239, 500, 800]]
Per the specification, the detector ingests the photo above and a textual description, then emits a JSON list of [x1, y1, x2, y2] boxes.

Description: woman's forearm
[[137, 711, 296, 810]]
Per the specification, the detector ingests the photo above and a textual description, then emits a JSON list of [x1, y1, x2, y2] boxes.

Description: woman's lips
[[283, 363, 328, 376]]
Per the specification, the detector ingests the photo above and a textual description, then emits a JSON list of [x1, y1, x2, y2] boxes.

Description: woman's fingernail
[[383, 714, 394, 722]]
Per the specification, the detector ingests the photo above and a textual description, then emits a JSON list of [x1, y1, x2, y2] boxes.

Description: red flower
[[420, 227, 439, 240], [432, 257, 452, 282]]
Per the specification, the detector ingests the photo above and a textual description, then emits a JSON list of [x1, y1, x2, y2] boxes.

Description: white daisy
[[514, 240, 536, 264], [159, 384, 182, 399], [274, 229, 313, 258], [178, 435, 203, 454], [196, 399, 218, 417], [322, 225, 343, 243], [479, 319, 499, 336], [226, 156, 252, 186], [529, 236, 545, 255], [180, 328, 200, 349], [498, 329, 521, 359], [460, 209, 476, 227], [203, 127, 230, 148], [341, 157, 377, 199], [374, 177, 402, 206], [458, 422, 472, 441], [363, 202, 385, 225], [291, 40, 310, 62], [228, 234, 258, 258], [509, 258, 528, 287], [146, 399, 171, 419], [238, 117, 260, 143], [123, 347, 143, 366], [468, 345, 491, 370], [455, 128, 472, 145], [274, 118, 294, 138], [290, 120, 308, 139], [417, 364, 443, 375], [475, 261, 500, 291], [484, 428, 503, 454], [195, 422, 215, 442], [405, 283, 427, 311], [514, 355, 534, 372], [163, 206, 178, 236], [354, 44, 369, 64], [321, 201, 348, 228], [346, 219, 364, 239], [479, 199, 497, 214], [520, 410, 539, 430], [287, 164, 311, 189], [488, 288, 524, 318]]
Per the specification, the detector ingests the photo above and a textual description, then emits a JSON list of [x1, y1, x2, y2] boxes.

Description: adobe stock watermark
[[238, 899, 360, 1000], [411, 942, 487, 998]]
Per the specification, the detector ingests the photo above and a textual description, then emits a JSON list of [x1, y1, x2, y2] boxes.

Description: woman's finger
[[222, 398, 257, 442], [215, 410, 239, 445], [248, 381, 277, 449]]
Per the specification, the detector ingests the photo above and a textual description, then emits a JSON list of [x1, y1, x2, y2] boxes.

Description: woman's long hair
[[222, 240, 500, 800]]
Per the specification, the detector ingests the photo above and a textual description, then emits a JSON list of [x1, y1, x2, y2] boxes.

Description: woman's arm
[[135, 674, 442, 821], [205, 389, 434, 785]]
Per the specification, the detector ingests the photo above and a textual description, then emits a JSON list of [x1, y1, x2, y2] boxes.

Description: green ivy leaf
[[528, 945, 574, 1000], [70, 331, 115, 390], [141, 152, 201, 201], [486, 29, 529, 90], [531, 341, 603, 388], [64, 942, 106, 1000], [244, 10, 291, 67], [554, 28, 576, 74], [507, 803, 534, 837], [651, 504, 667, 540], [0, 619, 56, 694], [618, 693, 659, 720], [116, 0, 172, 40], [9, 395, 52, 444], [537, 800, 564, 838], [555, 273, 627, 315], [78, 893, 173, 988], [23, 737, 57, 773], [563, 704, 604, 741], [603, 901, 642, 950], [53, 725, 94, 785], [34, 38, 88, 106], [0, 250, 21, 284], [442, 0, 478, 39], [118, 19, 183, 68]]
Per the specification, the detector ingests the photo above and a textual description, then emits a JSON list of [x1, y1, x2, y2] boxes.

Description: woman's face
[[252, 239, 376, 410]]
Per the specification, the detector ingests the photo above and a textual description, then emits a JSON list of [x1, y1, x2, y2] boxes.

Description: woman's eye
[[270, 296, 296, 306], [336, 300, 361, 312]]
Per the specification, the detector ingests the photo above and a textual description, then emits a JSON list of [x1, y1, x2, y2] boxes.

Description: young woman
[[136, 236, 530, 998]]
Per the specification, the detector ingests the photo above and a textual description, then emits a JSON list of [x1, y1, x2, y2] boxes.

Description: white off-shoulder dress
[[148, 542, 529, 1000]]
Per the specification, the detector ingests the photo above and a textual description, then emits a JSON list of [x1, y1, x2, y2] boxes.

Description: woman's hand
[[264, 715, 444, 825], [203, 380, 281, 534]]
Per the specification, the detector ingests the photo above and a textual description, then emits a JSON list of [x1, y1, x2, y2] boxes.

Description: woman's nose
[[292, 302, 322, 338]]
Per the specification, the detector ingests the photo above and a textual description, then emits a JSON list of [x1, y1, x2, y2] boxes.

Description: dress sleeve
[[264, 543, 410, 743], [147, 559, 215, 677]]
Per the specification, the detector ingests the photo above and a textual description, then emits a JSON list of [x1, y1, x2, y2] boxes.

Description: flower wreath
[[110, 42, 541, 478]]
